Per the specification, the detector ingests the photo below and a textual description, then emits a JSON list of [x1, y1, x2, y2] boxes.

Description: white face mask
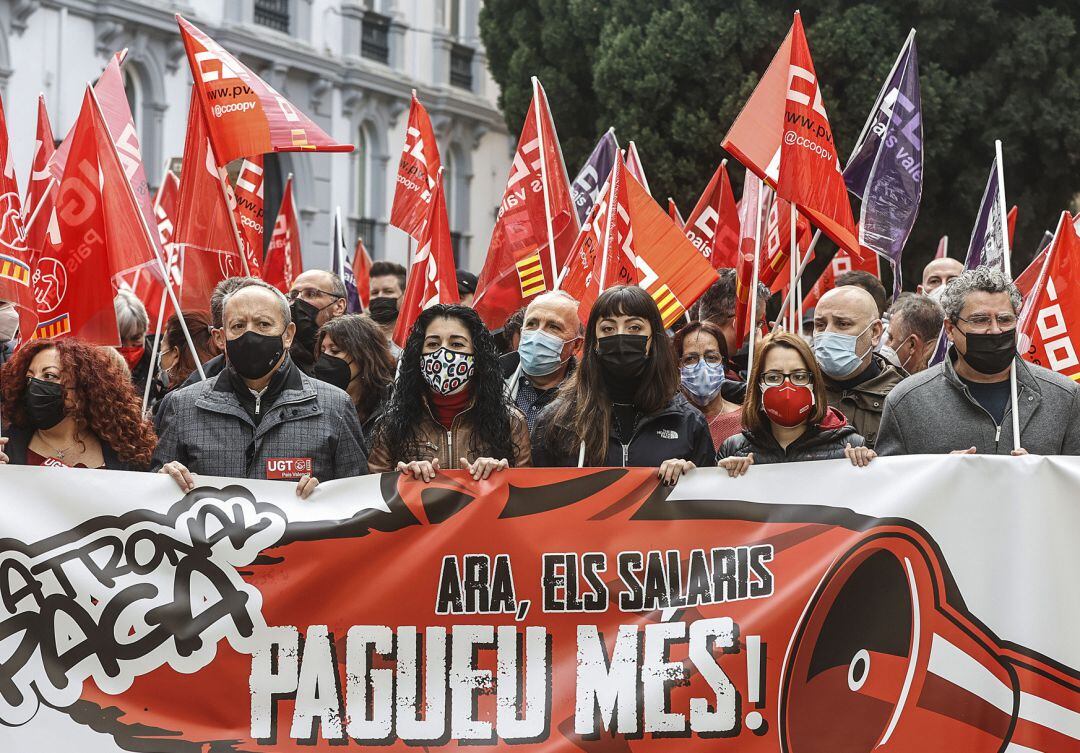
[[0, 303, 19, 342]]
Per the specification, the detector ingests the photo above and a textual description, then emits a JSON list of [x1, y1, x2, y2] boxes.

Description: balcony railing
[[254, 0, 290, 33], [449, 43, 474, 90], [361, 12, 391, 64]]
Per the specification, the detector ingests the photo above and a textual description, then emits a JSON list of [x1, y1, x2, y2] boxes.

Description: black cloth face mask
[[596, 334, 650, 404], [290, 298, 324, 353], [313, 353, 354, 392], [368, 296, 399, 324], [226, 330, 286, 380], [25, 377, 67, 430], [961, 328, 1017, 375]]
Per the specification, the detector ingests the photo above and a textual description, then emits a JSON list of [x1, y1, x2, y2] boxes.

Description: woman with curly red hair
[[0, 338, 157, 470]]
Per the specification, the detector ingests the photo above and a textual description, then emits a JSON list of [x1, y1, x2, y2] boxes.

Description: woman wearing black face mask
[[0, 339, 157, 470], [532, 286, 715, 484], [313, 314, 396, 442]]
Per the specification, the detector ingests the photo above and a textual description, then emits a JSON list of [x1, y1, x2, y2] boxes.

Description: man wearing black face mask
[[152, 279, 367, 497], [367, 260, 406, 357], [287, 270, 347, 375], [877, 266, 1080, 456]]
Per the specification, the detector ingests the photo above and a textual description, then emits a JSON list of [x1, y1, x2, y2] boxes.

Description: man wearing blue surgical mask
[[812, 285, 905, 448], [503, 291, 583, 434]]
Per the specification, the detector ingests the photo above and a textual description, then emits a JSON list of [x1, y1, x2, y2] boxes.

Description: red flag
[[1015, 246, 1050, 301], [1007, 205, 1018, 250], [561, 153, 719, 327], [802, 247, 882, 311], [172, 93, 246, 311], [263, 175, 302, 293], [1019, 211, 1080, 380], [760, 194, 814, 293], [234, 156, 264, 278], [353, 236, 372, 309], [684, 161, 741, 269], [935, 235, 949, 259], [723, 12, 860, 258], [733, 173, 765, 351], [392, 173, 459, 347], [668, 197, 685, 229], [23, 94, 56, 258], [33, 89, 123, 344], [390, 92, 442, 241], [130, 171, 182, 326], [176, 15, 353, 164], [0, 95, 39, 341], [50, 53, 160, 274], [624, 141, 651, 196], [473, 78, 577, 331]]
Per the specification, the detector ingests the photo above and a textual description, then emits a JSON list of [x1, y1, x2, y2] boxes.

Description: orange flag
[[473, 78, 577, 331], [263, 175, 302, 293], [390, 92, 442, 241], [176, 15, 353, 164], [393, 172, 459, 347], [172, 94, 246, 311], [234, 156, 265, 278], [0, 95, 39, 341], [1019, 211, 1080, 380], [723, 12, 860, 258], [684, 161, 741, 269]]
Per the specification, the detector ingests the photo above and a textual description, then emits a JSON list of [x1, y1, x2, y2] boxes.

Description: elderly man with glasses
[[877, 265, 1080, 456], [287, 270, 349, 374]]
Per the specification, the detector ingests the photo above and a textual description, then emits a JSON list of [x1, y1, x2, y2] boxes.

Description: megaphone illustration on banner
[[778, 531, 1080, 753]]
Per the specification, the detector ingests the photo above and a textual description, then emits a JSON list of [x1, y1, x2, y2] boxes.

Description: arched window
[[123, 69, 140, 141]]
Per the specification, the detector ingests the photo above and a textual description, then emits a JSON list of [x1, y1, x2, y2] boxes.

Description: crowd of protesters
[[2, 252, 1077, 494]]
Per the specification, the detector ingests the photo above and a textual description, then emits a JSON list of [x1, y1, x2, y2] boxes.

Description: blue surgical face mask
[[519, 328, 576, 377], [813, 321, 877, 379], [680, 360, 726, 406]]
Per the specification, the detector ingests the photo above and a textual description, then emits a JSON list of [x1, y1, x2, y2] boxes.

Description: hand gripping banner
[[1, 457, 1079, 752]]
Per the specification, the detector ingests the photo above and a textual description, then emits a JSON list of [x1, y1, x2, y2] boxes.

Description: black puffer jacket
[[532, 393, 716, 468], [717, 407, 865, 463]]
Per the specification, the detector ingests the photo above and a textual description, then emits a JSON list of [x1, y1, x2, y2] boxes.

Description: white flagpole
[[141, 284, 169, 414], [88, 85, 206, 382], [597, 159, 620, 295], [995, 140, 1020, 451], [773, 230, 821, 329], [531, 77, 560, 292], [788, 203, 798, 330], [746, 184, 764, 377]]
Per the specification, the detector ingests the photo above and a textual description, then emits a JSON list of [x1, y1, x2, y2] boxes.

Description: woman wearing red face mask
[[717, 332, 876, 476]]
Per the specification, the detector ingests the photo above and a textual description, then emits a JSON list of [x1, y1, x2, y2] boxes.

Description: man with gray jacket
[[152, 279, 367, 496], [877, 265, 1080, 456]]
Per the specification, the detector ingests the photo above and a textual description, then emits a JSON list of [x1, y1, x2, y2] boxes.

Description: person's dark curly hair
[[371, 304, 518, 464], [0, 338, 157, 468]]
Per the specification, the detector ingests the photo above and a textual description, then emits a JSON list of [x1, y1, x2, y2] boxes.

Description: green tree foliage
[[480, 0, 1080, 282]]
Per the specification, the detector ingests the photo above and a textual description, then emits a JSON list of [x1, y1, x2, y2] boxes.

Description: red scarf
[[429, 387, 472, 429]]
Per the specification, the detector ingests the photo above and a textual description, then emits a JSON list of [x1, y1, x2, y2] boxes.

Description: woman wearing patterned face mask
[[0, 338, 156, 470], [716, 332, 875, 476], [367, 305, 531, 481], [674, 321, 743, 449], [532, 286, 715, 485]]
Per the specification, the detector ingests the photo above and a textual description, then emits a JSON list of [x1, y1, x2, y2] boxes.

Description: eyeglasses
[[957, 313, 1017, 333], [679, 352, 725, 368], [761, 369, 813, 387], [287, 287, 343, 303]]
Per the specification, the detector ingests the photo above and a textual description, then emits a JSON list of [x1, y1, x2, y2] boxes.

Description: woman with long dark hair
[[313, 314, 396, 439], [0, 338, 157, 470], [717, 331, 876, 476], [367, 304, 530, 480], [532, 285, 714, 484], [158, 310, 220, 390]]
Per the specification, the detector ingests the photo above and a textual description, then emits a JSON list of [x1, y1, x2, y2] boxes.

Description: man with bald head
[[503, 290, 583, 433], [288, 269, 348, 374], [812, 285, 906, 447], [918, 257, 964, 296]]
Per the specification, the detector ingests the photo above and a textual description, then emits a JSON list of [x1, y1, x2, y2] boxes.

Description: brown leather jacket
[[824, 353, 907, 448], [367, 398, 532, 472]]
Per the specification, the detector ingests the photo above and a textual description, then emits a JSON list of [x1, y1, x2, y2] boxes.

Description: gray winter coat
[[876, 349, 1080, 456], [151, 362, 368, 480]]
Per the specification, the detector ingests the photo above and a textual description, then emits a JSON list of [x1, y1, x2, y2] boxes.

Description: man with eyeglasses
[[812, 285, 906, 448], [877, 265, 1080, 456], [287, 270, 348, 375]]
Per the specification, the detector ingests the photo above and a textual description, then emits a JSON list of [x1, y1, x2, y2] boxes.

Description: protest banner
[[1, 458, 1078, 752]]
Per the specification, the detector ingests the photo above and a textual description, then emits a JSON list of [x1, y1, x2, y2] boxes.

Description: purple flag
[[570, 128, 618, 225], [844, 31, 923, 297], [332, 207, 361, 313]]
